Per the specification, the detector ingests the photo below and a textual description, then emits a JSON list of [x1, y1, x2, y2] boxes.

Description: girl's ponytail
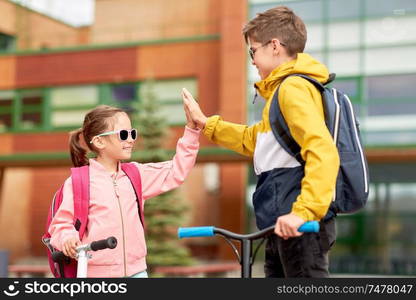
[[69, 128, 89, 167]]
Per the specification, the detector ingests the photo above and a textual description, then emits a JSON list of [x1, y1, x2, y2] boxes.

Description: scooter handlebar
[[298, 221, 320, 233], [51, 236, 118, 263], [90, 236, 117, 251], [177, 221, 319, 239], [178, 226, 215, 239]]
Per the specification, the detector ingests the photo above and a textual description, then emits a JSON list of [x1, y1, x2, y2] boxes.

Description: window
[[307, 51, 325, 64], [365, 16, 416, 48], [50, 85, 98, 128], [363, 74, 416, 145], [367, 74, 416, 100], [328, 50, 361, 76], [365, 0, 416, 18], [305, 24, 324, 52], [0, 89, 45, 131], [0, 90, 14, 132], [365, 46, 416, 75], [328, 22, 360, 49], [110, 83, 137, 113], [0, 32, 15, 52], [51, 85, 98, 108], [251, 0, 323, 23], [138, 78, 197, 125], [20, 90, 43, 130], [367, 73, 416, 116], [328, 0, 361, 20]]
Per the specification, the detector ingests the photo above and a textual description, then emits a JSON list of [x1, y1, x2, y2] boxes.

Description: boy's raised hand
[[184, 99, 198, 129], [182, 88, 208, 129]]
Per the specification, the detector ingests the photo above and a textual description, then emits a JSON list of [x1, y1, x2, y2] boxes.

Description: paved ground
[[6, 257, 416, 278]]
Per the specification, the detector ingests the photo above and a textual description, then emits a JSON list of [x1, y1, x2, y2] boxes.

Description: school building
[[0, 0, 415, 275]]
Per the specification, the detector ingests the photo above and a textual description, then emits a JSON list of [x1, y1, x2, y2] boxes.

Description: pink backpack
[[41, 163, 143, 278]]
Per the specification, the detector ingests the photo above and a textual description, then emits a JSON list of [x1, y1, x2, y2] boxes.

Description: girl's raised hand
[[184, 101, 197, 129]]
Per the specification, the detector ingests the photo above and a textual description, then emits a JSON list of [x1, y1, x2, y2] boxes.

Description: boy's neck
[[264, 55, 297, 80], [280, 55, 296, 65], [274, 55, 296, 71], [95, 156, 119, 174]]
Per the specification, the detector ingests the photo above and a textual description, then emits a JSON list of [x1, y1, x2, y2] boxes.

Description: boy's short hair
[[243, 6, 307, 57]]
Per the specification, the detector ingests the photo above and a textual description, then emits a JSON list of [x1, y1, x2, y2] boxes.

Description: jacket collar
[[254, 58, 297, 101], [89, 158, 121, 177], [254, 53, 329, 101]]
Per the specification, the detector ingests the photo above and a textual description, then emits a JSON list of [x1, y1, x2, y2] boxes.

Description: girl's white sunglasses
[[89, 129, 137, 144]]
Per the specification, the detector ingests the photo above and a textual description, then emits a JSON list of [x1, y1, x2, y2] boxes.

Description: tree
[[132, 79, 194, 274]]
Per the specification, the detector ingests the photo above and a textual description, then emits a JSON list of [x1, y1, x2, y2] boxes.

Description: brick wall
[[25, 13, 84, 49], [92, 0, 220, 44], [0, 0, 16, 35], [0, 168, 32, 261], [216, 0, 248, 259], [0, 56, 16, 89], [15, 48, 137, 88], [136, 40, 221, 120], [30, 167, 70, 256]]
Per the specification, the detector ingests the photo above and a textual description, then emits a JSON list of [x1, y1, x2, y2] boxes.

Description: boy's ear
[[271, 38, 286, 56], [271, 39, 279, 54], [271, 38, 280, 50]]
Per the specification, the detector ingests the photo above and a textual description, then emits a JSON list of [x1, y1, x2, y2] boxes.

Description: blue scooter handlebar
[[178, 226, 215, 238], [178, 221, 319, 239]]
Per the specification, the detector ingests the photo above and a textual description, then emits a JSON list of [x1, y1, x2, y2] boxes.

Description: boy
[[182, 6, 339, 277]]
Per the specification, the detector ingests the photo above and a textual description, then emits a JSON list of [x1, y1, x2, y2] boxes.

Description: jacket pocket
[[253, 180, 279, 230], [253, 167, 304, 230]]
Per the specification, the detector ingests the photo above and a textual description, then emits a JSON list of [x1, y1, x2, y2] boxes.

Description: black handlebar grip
[[52, 251, 68, 263], [90, 236, 117, 251]]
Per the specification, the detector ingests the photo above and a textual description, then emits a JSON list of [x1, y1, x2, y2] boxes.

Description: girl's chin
[[119, 153, 132, 160]]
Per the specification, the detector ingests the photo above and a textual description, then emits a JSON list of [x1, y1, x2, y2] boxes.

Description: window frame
[[0, 77, 198, 133]]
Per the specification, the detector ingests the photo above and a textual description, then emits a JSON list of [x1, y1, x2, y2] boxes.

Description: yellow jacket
[[203, 53, 340, 221]]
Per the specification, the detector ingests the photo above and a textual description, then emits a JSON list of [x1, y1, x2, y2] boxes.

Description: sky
[[10, 0, 95, 27]]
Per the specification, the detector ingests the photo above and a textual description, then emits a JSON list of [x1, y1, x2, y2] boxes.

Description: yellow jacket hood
[[255, 53, 329, 100]]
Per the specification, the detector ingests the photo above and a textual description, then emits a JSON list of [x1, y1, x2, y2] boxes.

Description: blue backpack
[[269, 73, 369, 218]]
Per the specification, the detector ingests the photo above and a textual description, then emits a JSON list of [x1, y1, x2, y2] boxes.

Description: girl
[[48, 104, 200, 278]]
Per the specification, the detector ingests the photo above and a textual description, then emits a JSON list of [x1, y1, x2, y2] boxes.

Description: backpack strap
[[121, 162, 145, 228], [70, 165, 90, 239], [269, 73, 333, 164]]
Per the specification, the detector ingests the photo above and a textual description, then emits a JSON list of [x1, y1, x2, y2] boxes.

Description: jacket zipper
[[252, 90, 259, 104], [113, 177, 127, 277]]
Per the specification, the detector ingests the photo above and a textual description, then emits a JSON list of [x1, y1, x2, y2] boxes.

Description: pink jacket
[[48, 126, 200, 277]]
